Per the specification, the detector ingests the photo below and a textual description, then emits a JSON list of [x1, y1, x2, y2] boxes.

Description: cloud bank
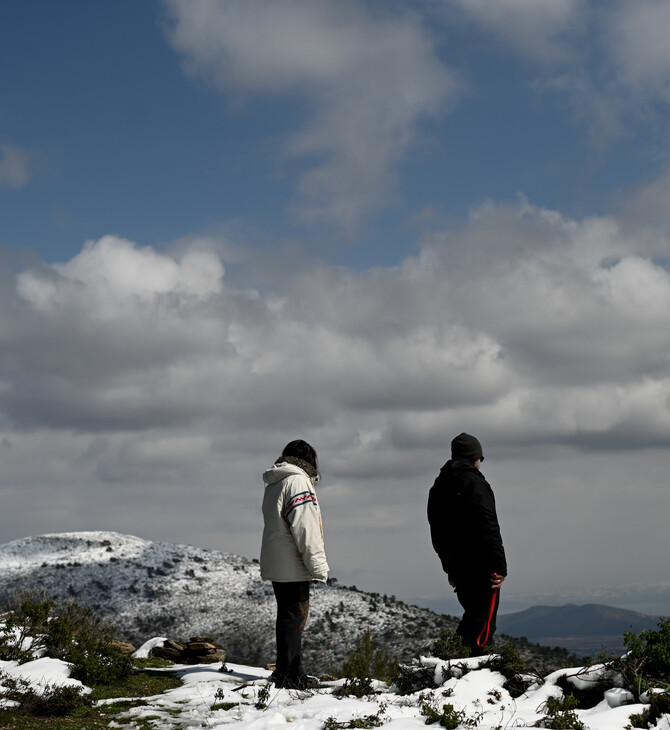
[[2, 174, 670, 610]]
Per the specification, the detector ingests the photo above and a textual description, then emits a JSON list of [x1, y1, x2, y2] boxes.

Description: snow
[[134, 636, 171, 659], [46, 652, 665, 729], [1, 531, 668, 728], [0, 657, 90, 708], [0, 531, 468, 676]]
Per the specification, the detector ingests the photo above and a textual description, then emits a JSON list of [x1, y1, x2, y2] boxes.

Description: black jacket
[[427, 459, 507, 582]]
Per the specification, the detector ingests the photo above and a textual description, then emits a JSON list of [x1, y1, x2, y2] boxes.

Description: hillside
[[0, 531, 574, 674]]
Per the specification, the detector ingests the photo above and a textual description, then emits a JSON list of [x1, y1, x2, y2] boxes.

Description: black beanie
[[451, 432, 484, 462]]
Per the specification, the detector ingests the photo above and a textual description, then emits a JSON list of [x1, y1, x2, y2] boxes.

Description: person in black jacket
[[427, 433, 507, 655]]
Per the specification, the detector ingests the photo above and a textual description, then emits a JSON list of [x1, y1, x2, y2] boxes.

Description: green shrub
[[340, 630, 395, 682], [323, 702, 388, 729], [627, 711, 647, 728], [255, 682, 271, 710], [335, 676, 376, 698], [44, 600, 133, 685], [391, 660, 436, 695], [618, 618, 670, 699], [334, 630, 395, 697], [484, 642, 524, 678], [431, 630, 471, 661], [483, 642, 530, 698], [540, 695, 586, 730], [0, 671, 92, 717], [625, 690, 670, 729], [0, 591, 133, 686], [418, 694, 482, 728], [0, 590, 55, 662]]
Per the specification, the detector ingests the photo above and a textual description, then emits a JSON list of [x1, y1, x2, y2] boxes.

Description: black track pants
[[455, 577, 500, 656], [272, 581, 310, 679]]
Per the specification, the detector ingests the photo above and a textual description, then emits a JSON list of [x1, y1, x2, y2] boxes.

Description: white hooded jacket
[[260, 461, 329, 583]]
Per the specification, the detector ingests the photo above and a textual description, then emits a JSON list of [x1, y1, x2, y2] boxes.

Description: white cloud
[[0, 144, 33, 191], [3, 181, 670, 606], [619, 164, 670, 237], [444, 0, 584, 64], [443, 1, 670, 151], [606, 0, 670, 100], [6, 199, 670, 446], [161, 0, 460, 230], [17, 235, 224, 314]]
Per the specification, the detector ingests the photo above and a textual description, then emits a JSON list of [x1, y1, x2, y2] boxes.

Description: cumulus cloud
[[161, 0, 460, 230], [4, 201, 670, 454], [0, 144, 33, 191], [2, 183, 670, 603]]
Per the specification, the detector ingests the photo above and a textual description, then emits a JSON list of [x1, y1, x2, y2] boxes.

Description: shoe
[[269, 670, 286, 685], [276, 674, 318, 690]]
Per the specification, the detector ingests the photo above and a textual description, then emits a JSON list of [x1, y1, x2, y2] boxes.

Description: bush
[[483, 642, 531, 698], [323, 702, 388, 729], [334, 630, 395, 697], [391, 661, 436, 695], [0, 672, 92, 717], [618, 618, 670, 699], [0, 591, 133, 686], [539, 695, 586, 730], [484, 642, 524, 678], [340, 630, 395, 682], [418, 693, 482, 728], [431, 630, 471, 661], [0, 590, 55, 662], [45, 600, 133, 685]]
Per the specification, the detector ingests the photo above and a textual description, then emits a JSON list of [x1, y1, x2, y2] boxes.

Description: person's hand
[[490, 573, 505, 589]]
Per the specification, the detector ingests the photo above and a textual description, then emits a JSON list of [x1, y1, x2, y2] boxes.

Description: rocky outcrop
[[150, 637, 226, 664]]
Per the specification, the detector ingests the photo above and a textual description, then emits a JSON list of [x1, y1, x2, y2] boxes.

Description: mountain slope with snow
[[0, 531, 572, 674]]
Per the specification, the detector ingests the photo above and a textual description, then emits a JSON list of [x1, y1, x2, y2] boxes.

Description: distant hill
[[0, 531, 575, 674], [498, 603, 662, 657]]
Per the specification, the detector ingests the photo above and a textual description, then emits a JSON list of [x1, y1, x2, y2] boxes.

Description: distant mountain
[[0, 531, 575, 674], [498, 603, 660, 637], [498, 603, 662, 657]]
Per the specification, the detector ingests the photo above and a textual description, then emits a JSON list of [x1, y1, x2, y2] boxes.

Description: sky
[[1, 0, 670, 618]]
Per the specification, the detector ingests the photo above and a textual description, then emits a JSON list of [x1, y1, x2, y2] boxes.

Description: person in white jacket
[[260, 439, 329, 689]]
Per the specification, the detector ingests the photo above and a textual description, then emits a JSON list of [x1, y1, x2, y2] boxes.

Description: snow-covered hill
[[0, 531, 457, 672], [0, 531, 569, 674]]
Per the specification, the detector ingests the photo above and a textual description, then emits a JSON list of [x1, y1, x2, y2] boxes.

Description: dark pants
[[272, 581, 310, 680], [455, 577, 500, 656]]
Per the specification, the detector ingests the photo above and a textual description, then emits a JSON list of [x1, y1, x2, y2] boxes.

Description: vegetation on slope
[[1, 591, 670, 729]]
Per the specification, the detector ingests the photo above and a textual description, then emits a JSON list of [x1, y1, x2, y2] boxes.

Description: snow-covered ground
[[5, 639, 668, 729]]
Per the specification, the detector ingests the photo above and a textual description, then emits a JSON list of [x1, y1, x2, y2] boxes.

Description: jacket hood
[[443, 459, 484, 477], [263, 461, 317, 487]]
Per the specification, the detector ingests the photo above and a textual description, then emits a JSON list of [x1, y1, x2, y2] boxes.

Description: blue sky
[[3, 0, 662, 269], [2, 0, 670, 618]]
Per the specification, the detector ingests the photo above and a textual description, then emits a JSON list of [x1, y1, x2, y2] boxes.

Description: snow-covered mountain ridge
[[0, 531, 569, 674]]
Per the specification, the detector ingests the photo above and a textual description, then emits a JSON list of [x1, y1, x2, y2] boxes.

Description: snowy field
[[3, 638, 668, 729]]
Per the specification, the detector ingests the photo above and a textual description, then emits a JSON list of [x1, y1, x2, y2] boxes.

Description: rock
[[150, 637, 226, 665], [110, 640, 137, 655]]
